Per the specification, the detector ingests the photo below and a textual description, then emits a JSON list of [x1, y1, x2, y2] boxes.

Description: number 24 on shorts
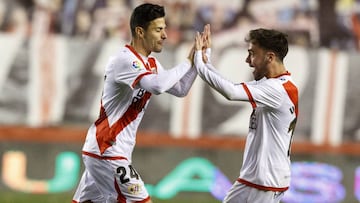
[[116, 165, 140, 184]]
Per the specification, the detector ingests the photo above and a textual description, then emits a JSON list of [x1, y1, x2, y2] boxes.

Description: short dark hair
[[130, 3, 165, 36], [245, 28, 289, 62]]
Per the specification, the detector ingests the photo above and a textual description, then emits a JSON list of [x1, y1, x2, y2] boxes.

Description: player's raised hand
[[195, 31, 209, 63], [195, 32, 203, 51], [203, 24, 211, 49]]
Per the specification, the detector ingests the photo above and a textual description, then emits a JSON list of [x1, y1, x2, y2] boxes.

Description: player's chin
[[156, 42, 165, 51], [153, 46, 163, 53]]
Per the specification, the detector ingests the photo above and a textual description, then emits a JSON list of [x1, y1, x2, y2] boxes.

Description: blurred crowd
[[1, 0, 360, 50]]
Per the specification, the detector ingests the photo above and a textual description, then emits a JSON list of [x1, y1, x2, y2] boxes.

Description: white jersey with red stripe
[[238, 75, 298, 191], [194, 49, 298, 191], [82, 45, 160, 161], [73, 45, 195, 203]]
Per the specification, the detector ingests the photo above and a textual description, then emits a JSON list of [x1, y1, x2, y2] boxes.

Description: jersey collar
[[125, 44, 152, 71], [274, 71, 291, 78]]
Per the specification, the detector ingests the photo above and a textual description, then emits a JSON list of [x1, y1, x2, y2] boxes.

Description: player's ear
[[267, 52, 275, 63], [135, 26, 144, 38]]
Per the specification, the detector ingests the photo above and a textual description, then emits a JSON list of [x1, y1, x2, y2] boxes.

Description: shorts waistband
[[237, 178, 289, 192]]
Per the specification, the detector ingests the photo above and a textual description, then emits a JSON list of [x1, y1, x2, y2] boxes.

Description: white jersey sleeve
[[165, 67, 198, 97], [195, 50, 284, 108], [138, 59, 193, 95], [194, 50, 249, 101]]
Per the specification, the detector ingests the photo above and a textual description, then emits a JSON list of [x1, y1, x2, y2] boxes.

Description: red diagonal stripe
[[95, 92, 152, 154]]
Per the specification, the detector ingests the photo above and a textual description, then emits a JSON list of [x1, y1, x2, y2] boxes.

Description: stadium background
[[1, 0, 360, 202]]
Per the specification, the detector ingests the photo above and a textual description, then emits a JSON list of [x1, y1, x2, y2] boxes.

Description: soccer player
[[194, 25, 298, 203], [72, 3, 199, 203]]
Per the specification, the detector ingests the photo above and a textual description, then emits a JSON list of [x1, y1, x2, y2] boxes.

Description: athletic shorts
[[72, 154, 150, 203], [223, 181, 285, 203]]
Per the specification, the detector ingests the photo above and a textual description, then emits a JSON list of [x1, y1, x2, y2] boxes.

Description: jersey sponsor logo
[[132, 60, 142, 70], [131, 89, 149, 111]]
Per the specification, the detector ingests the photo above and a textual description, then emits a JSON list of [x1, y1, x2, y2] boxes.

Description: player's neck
[[130, 40, 150, 57], [267, 63, 287, 78]]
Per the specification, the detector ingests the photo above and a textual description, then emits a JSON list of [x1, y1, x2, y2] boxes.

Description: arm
[[194, 50, 249, 101], [137, 60, 192, 95], [166, 67, 197, 97], [193, 26, 249, 101], [194, 30, 248, 100], [141, 43, 198, 97], [166, 45, 197, 97]]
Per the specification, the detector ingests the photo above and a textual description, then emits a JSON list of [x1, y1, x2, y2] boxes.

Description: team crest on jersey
[[132, 60, 142, 70], [127, 184, 141, 194]]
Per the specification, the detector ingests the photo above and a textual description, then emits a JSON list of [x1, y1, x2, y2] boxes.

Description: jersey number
[[116, 165, 139, 184], [287, 117, 297, 157]]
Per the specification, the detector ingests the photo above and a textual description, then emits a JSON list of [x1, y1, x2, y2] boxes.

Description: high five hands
[[188, 24, 211, 65]]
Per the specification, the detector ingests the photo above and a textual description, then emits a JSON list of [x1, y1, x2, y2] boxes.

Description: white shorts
[[72, 154, 150, 203], [223, 181, 285, 203]]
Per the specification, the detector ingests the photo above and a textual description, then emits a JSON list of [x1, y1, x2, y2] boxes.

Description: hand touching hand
[[195, 24, 212, 63]]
